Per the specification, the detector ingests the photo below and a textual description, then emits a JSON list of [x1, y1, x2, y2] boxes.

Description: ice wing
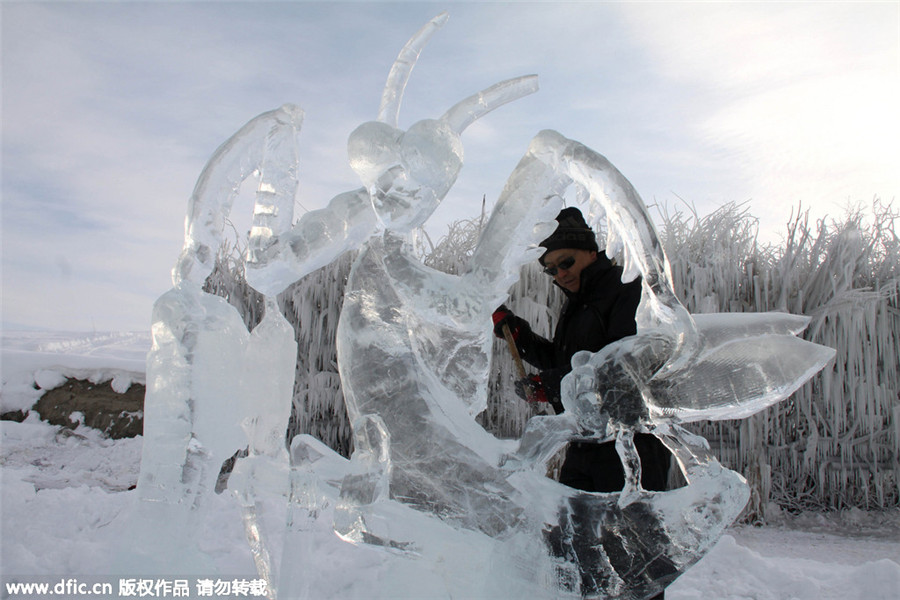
[[646, 314, 836, 422]]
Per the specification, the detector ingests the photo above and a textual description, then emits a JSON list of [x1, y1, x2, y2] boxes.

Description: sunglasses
[[543, 256, 576, 276]]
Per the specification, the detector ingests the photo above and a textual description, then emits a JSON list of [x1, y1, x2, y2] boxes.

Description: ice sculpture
[[130, 11, 835, 600], [120, 106, 302, 580]]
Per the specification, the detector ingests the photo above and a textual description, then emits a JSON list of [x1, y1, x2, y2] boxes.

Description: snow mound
[[1, 331, 149, 413], [667, 533, 900, 600]]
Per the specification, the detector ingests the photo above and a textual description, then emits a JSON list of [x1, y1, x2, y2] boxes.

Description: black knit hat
[[539, 207, 599, 264]]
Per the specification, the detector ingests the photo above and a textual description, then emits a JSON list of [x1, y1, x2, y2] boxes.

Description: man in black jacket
[[494, 207, 670, 598], [492, 206, 670, 492]]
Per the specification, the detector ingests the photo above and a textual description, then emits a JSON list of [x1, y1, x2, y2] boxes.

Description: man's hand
[[492, 305, 519, 339], [515, 374, 549, 403]]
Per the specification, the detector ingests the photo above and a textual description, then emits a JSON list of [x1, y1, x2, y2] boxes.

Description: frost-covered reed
[[657, 200, 898, 516], [205, 200, 898, 518]]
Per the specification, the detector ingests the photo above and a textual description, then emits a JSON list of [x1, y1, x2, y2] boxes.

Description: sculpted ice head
[[348, 12, 537, 233], [348, 118, 463, 231]]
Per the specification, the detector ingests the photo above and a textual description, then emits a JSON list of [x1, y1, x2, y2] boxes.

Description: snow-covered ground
[[2, 331, 898, 599]]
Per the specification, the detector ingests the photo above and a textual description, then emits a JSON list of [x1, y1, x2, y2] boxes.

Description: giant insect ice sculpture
[[128, 12, 835, 600]]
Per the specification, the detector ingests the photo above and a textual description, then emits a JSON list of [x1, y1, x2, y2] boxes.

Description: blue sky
[[2, 1, 898, 332]]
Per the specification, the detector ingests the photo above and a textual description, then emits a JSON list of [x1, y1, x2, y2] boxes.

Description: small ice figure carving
[[118, 106, 303, 583], [128, 12, 835, 600]]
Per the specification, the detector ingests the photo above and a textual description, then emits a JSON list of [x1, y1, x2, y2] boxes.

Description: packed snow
[[1, 331, 897, 599]]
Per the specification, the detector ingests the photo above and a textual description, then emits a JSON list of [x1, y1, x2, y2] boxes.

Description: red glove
[[492, 305, 519, 340], [515, 374, 548, 403]]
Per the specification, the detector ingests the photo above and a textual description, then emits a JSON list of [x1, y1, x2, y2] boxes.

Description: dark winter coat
[[514, 252, 642, 412], [512, 252, 670, 493]]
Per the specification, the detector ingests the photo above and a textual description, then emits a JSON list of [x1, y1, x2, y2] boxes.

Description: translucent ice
[[120, 107, 300, 581], [131, 11, 835, 600], [175, 105, 304, 288]]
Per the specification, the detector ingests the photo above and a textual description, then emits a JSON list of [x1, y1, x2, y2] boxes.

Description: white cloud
[[615, 2, 900, 239], [1, 2, 368, 331]]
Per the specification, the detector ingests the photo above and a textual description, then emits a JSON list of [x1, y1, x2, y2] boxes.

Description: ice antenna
[[377, 12, 449, 126], [441, 75, 539, 134]]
